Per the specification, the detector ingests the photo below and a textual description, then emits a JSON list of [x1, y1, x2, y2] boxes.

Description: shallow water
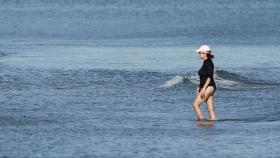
[[0, 44, 280, 158]]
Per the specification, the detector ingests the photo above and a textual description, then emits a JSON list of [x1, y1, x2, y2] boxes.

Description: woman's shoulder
[[204, 58, 214, 66], [204, 58, 213, 63]]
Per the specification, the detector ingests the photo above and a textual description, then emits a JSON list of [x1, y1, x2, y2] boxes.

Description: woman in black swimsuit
[[192, 45, 217, 121]]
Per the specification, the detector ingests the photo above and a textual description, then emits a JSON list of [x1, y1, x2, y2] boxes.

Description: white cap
[[196, 45, 211, 53]]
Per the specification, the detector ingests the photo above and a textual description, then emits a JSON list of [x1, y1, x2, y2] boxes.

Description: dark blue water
[[0, 1, 280, 158], [1, 0, 280, 45]]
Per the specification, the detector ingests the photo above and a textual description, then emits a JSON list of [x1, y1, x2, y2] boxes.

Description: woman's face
[[198, 51, 207, 59]]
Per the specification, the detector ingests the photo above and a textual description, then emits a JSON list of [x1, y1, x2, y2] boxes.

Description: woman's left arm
[[200, 77, 211, 99]]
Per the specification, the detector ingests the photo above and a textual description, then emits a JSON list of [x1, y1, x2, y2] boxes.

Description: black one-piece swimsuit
[[198, 58, 216, 93]]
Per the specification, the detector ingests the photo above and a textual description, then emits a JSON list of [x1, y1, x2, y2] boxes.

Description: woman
[[192, 45, 217, 121]]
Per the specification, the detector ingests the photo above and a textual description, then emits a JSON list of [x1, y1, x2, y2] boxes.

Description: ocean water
[[0, 0, 280, 158]]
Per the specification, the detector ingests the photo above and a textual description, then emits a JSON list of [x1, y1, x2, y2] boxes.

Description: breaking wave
[[160, 69, 280, 90]]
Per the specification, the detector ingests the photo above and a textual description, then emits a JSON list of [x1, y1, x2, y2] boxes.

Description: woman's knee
[[206, 96, 215, 111], [192, 101, 200, 108], [207, 105, 214, 112]]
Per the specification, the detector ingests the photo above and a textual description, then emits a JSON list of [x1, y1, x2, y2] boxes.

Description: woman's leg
[[205, 87, 217, 120], [192, 93, 205, 120]]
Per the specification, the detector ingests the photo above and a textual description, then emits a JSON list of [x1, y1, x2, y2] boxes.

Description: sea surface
[[0, 0, 280, 158]]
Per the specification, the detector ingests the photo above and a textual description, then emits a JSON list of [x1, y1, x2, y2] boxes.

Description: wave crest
[[161, 69, 279, 90], [160, 75, 185, 88]]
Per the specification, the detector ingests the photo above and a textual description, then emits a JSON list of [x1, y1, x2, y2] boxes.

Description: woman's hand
[[200, 87, 206, 99], [196, 87, 200, 96]]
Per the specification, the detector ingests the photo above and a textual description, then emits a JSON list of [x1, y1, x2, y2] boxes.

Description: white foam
[[160, 72, 255, 90], [214, 74, 238, 86], [160, 75, 185, 88], [187, 74, 200, 85]]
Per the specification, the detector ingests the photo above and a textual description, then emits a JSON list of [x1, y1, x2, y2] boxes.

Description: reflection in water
[[196, 120, 216, 128]]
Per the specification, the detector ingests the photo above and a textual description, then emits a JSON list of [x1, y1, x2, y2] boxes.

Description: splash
[[160, 75, 186, 88]]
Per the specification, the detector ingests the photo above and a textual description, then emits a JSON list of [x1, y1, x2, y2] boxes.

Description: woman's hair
[[207, 51, 214, 59]]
